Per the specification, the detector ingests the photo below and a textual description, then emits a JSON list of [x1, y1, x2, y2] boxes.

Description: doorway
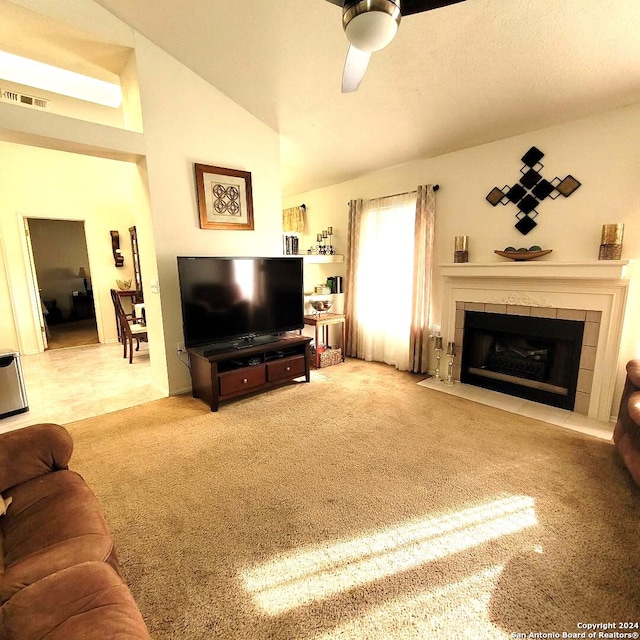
[[26, 218, 98, 350]]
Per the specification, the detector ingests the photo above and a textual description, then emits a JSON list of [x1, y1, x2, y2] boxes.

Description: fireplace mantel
[[440, 260, 630, 281], [439, 260, 632, 421]]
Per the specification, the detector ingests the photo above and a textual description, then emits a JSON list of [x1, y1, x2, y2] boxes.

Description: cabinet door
[[219, 365, 266, 396], [266, 355, 306, 382]]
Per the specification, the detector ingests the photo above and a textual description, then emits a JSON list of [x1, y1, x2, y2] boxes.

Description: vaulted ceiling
[[93, 0, 640, 195]]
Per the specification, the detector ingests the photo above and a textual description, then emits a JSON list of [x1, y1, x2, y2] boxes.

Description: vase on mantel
[[454, 235, 468, 263]]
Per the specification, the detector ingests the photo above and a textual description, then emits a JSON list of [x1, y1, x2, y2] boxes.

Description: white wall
[[285, 103, 640, 417], [132, 34, 283, 395], [0, 141, 139, 352], [6, 0, 637, 415], [0, 1, 284, 398]]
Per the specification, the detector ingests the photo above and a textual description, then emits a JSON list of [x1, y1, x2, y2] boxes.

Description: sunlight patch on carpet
[[241, 495, 537, 615], [313, 564, 507, 640]]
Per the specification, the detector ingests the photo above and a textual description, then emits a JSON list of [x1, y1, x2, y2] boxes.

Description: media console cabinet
[[188, 335, 312, 411]]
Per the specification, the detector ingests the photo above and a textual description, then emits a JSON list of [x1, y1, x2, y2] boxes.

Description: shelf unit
[[304, 292, 344, 300], [302, 254, 344, 264]]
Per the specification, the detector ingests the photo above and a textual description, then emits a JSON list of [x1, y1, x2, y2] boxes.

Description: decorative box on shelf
[[311, 345, 342, 368], [321, 347, 342, 368]]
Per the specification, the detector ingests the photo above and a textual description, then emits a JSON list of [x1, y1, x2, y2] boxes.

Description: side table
[[303, 313, 346, 368]]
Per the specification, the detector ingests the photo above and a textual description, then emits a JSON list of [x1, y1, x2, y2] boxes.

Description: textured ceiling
[[83, 1, 640, 194]]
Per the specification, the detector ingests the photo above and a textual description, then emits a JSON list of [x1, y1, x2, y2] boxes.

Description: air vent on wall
[[1, 88, 48, 109]]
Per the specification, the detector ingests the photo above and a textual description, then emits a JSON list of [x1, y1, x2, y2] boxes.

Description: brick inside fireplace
[[453, 302, 602, 415]]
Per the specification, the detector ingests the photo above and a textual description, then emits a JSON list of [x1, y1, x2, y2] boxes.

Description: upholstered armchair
[[613, 359, 640, 486]]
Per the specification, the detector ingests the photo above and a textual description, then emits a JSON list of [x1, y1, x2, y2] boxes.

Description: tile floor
[[0, 342, 164, 434], [417, 377, 615, 441]]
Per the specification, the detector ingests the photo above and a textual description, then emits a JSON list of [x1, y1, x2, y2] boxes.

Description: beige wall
[[1, 78, 125, 128], [0, 1, 283, 397], [133, 34, 283, 395], [0, 239, 18, 349], [5, 0, 638, 416], [0, 141, 139, 352], [285, 103, 640, 418]]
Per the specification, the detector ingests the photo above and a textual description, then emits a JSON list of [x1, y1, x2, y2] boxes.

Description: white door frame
[[17, 213, 105, 352], [23, 217, 48, 351]]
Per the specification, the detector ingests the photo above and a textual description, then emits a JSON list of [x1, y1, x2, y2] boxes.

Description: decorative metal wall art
[[110, 230, 124, 267], [486, 147, 581, 235]]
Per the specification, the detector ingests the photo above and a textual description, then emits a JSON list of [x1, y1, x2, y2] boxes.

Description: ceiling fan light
[[344, 11, 399, 52]]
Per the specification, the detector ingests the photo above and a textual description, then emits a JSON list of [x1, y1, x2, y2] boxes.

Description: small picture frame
[[195, 163, 254, 230]]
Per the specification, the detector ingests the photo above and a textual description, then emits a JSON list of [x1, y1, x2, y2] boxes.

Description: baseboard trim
[[171, 386, 192, 396]]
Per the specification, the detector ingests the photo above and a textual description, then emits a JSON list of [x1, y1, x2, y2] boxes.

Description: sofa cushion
[[0, 424, 72, 494], [0, 495, 11, 517], [628, 390, 640, 428], [0, 561, 152, 640], [0, 470, 114, 603]]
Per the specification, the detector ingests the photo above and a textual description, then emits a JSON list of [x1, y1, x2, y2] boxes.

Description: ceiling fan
[[325, 0, 466, 92]]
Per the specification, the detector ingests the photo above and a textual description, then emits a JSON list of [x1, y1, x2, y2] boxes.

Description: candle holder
[[454, 235, 469, 263], [445, 341, 456, 384], [326, 227, 335, 255], [429, 333, 444, 382], [598, 223, 624, 260]]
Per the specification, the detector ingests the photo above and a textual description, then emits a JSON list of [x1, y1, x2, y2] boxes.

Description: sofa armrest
[[626, 359, 640, 389], [0, 424, 73, 493]]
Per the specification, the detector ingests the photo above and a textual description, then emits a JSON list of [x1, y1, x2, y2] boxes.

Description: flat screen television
[[177, 256, 304, 351]]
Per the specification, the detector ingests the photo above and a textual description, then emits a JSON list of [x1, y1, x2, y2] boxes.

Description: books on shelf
[[283, 235, 299, 255]]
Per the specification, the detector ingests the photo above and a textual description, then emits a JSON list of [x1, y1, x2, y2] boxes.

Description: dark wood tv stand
[[188, 335, 312, 411]]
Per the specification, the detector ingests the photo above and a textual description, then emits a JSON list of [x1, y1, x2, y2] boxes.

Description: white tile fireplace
[[439, 261, 630, 422]]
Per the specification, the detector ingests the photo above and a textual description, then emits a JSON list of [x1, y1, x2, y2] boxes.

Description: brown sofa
[[0, 423, 151, 639], [613, 359, 640, 486]]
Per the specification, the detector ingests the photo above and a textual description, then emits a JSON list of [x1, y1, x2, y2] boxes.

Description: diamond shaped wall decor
[[485, 147, 582, 235]]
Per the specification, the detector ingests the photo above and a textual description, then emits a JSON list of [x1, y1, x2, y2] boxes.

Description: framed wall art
[[195, 163, 254, 231]]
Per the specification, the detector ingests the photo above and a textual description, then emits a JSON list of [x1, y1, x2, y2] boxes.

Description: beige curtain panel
[[345, 186, 436, 373], [409, 184, 436, 373], [282, 206, 305, 233], [344, 199, 364, 357]]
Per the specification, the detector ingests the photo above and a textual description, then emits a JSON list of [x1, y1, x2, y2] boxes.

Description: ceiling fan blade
[[341, 46, 371, 93], [402, 0, 466, 16], [324, 0, 343, 5]]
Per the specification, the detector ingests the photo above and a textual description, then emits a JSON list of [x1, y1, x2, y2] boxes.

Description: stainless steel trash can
[[0, 350, 29, 419]]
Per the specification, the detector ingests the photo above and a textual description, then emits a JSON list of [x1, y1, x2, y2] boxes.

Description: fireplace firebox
[[461, 311, 585, 410]]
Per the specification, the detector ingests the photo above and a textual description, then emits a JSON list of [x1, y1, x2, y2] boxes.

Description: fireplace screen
[[461, 311, 585, 410]]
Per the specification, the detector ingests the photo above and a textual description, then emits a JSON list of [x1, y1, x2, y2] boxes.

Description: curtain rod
[[386, 184, 440, 199], [301, 185, 440, 210], [345, 184, 439, 205]]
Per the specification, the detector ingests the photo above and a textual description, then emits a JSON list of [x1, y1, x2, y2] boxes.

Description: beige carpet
[[65, 359, 640, 639]]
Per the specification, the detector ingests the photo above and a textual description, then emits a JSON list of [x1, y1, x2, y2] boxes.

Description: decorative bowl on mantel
[[494, 246, 553, 261]]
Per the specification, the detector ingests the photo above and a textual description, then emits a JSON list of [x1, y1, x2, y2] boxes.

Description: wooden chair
[[110, 289, 148, 363]]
